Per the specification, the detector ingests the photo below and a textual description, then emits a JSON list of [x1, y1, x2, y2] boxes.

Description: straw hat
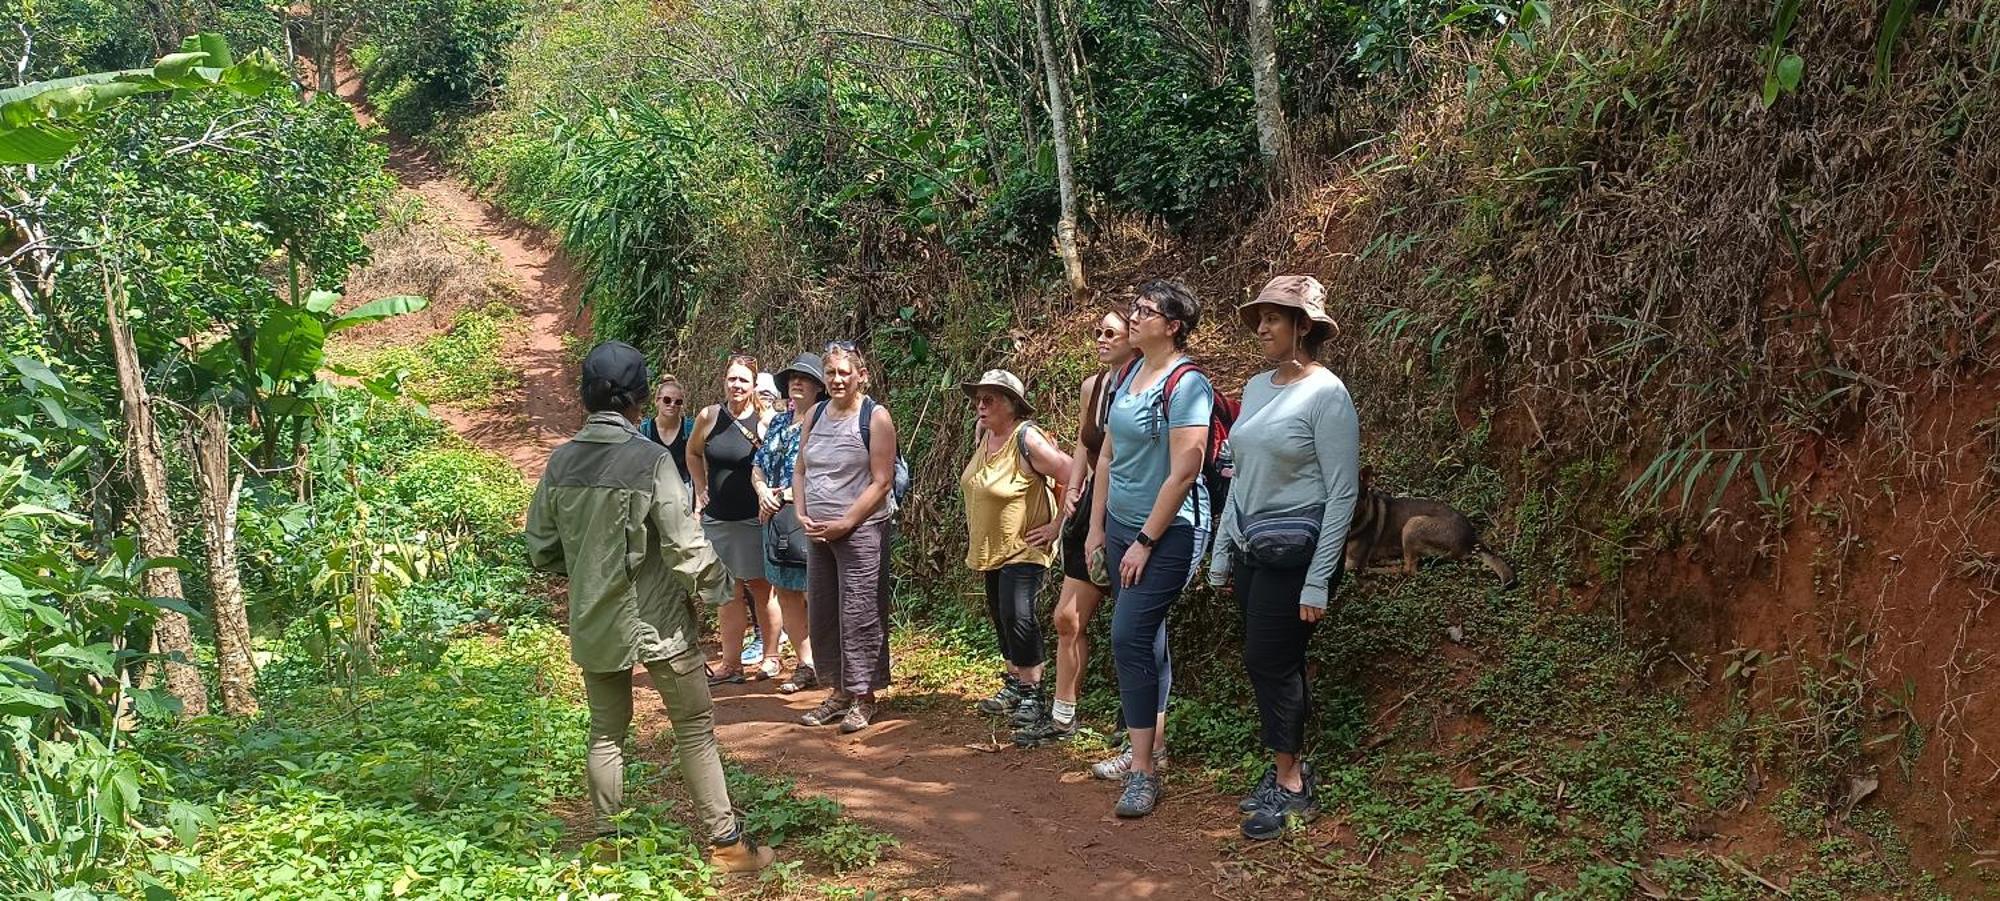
[[958, 369, 1034, 417], [1238, 275, 1337, 342]]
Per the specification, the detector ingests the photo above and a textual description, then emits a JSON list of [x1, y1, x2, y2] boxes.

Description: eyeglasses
[[1094, 327, 1122, 340], [1127, 303, 1163, 322]]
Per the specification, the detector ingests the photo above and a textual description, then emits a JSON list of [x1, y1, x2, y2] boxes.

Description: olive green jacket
[[526, 412, 728, 673]]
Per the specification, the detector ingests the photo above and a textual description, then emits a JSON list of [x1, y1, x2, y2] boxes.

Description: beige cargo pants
[[582, 649, 734, 840]]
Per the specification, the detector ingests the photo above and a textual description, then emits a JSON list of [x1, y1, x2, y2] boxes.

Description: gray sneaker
[[1091, 745, 1168, 780], [1239, 764, 1279, 813], [976, 676, 1029, 716], [1009, 688, 1048, 728], [1114, 770, 1161, 818]]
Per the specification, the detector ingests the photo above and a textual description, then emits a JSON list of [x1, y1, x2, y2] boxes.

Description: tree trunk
[[1246, 0, 1291, 186], [193, 401, 258, 718], [1031, 0, 1086, 299], [105, 271, 207, 718]]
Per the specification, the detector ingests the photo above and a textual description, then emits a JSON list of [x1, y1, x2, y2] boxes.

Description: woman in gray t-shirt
[[793, 343, 900, 735], [1209, 276, 1359, 842]]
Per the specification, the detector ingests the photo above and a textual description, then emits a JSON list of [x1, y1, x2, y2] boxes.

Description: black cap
[[580, 341, 649, 411]]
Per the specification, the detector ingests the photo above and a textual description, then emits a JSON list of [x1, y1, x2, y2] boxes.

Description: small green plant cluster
[[334, 306, 521, 407], [386, 447, 533, 546]]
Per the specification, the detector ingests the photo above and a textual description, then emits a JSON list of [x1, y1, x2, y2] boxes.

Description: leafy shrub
[[335, 305, 519, 407], [358, 0, 527, 134], [386, 447, 531, 543]]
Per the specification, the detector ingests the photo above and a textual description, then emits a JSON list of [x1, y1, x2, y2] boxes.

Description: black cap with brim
[[581, 341, 649, 407]]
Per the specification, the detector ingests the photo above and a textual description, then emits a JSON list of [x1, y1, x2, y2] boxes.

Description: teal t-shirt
[[1105, 359, 1214, 530]]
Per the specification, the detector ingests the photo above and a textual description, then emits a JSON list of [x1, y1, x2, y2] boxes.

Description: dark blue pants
[[1104, 519, 1196, 734]]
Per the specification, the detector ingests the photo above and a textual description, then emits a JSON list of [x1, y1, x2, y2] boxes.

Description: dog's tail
[[1473, 540, 1517, 590]]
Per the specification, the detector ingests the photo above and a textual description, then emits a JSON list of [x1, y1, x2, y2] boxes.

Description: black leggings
[[1236, 556, 1328, 755], [983, 563, 1047, 668]]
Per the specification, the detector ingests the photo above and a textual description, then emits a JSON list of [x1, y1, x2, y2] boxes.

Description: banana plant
[[190, 289, 428, 464], [0, 34, 286, 165]]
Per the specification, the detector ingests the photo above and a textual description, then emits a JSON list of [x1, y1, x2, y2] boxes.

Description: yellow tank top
[[961, 424, 1055, 571]]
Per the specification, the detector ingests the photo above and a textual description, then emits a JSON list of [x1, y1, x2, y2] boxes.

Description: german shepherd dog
[[1343, 468, 1517, 588]]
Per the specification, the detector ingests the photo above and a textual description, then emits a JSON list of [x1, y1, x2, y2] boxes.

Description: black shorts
[[1060, 483, 1094, 583]]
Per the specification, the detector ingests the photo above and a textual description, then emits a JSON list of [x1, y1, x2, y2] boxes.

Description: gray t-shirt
[[1208, 368, 1360, 608]]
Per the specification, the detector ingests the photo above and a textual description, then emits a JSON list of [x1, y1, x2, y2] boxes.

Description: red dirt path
[[333, 66, 1234, 899]]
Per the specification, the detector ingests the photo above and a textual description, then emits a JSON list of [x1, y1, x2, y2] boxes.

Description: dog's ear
[[1359, 465, 1375, 489]]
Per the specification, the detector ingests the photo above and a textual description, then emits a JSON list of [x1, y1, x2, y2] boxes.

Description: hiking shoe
[[1239, 764, 1279, 813], [1091, 745, 1168, 780], [709, 828, 776, 875], [1240, 782, 1320, 840], [1012, 713, 1076, 748], [838, 698, 879, 733], [740, 635, 764, 666], [800, 695, 853, 727], [1114, 770, 1162, 818], [1009, 687, 1049, 728], [751, 657, 782, 681], [976, 676, 1029, 716], [777, 664, 818, 694]]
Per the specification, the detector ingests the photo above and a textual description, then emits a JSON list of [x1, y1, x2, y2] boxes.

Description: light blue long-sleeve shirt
[[1208, 368, 1360, 608]]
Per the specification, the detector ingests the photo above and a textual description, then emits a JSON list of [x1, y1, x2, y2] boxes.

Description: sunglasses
[[659, 397, 685, 406], [824, 340, 859, 353], [1094, 327, 1123, 340], [728, 353, 758, 367]]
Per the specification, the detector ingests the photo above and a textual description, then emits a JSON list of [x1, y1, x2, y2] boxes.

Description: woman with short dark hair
[[1084, 278, 1216, 818], [1209, 275, 1359, 841]]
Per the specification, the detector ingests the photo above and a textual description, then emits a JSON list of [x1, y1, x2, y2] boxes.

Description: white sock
[[1051, 699, 1076, 725]]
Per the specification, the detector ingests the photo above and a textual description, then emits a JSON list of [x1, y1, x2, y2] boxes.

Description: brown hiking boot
[[709, 831, 776, 875]]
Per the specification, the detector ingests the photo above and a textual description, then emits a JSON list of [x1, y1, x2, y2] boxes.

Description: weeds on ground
[[331, 305, 521, 407]]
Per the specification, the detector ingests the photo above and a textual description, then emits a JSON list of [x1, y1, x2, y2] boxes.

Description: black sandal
[[706, 664, 745, 686]]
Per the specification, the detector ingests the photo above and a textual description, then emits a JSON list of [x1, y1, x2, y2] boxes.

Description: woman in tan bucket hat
[[1208, 274, 1360, 841], [958, 370, 1071, 730]]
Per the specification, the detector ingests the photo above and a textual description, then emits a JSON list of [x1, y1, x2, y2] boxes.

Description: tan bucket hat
[[959, 369, 1034, 416], [1238, 275, 1337, 342]]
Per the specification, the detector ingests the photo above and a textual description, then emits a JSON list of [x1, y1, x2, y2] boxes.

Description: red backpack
[[1112, 358, 1239, 522]]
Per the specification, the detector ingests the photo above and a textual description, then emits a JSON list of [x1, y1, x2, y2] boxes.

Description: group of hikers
[[525, 275, 1359, 876]]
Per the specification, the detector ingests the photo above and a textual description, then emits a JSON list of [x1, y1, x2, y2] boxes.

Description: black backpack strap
[[858, 396, 876, 450]]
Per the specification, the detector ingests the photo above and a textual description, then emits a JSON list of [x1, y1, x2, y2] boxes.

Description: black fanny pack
[[1238, 504, 1323, 570]]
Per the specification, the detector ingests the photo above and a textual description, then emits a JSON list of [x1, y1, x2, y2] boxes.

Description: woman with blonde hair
[[1013, 311, 1135, 747], [794, 342, 900, 733], [688, 354, 781, 683], [959, 370, 1069, 727]]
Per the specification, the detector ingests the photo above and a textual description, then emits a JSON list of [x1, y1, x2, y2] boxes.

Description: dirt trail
[[334, 70, 1231, 899], [335, 67, 585, 478]]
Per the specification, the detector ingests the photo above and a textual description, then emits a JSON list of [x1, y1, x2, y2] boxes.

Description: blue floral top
[[754, 409, 802, 495]]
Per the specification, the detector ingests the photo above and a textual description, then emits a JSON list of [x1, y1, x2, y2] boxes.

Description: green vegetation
[[8, 0, 1999, 896], [330, 305, 522, 408]]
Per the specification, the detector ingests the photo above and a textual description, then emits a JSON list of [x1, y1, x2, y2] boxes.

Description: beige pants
[[583, 651, 734, 840]]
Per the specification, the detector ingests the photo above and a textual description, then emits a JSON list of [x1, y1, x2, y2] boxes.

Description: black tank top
[[703, 406, 760, 522]]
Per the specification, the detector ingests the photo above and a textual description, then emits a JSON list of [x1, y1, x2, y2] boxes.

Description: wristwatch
[[1134, 530, 1157, 549]]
